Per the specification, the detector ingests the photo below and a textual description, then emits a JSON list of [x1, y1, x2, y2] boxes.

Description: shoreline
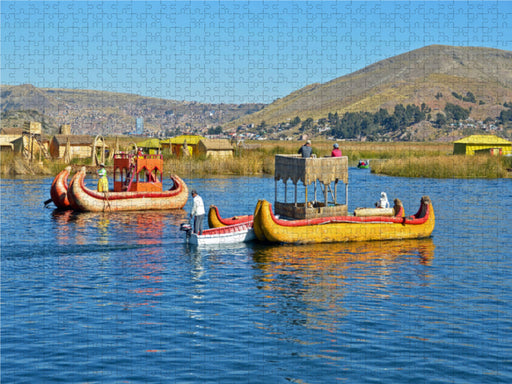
[[1, 141, 511, 179]]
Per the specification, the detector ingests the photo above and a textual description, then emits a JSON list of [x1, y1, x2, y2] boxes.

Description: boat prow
[[50, 166, 72, 210], [207, 205, 254, 228], [67, 167, 188, 212], [254, 196, 435, 244]]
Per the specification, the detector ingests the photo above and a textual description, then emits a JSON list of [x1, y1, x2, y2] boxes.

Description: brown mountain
[[0, 84, 264, 135], [228, 45, 512, 128]]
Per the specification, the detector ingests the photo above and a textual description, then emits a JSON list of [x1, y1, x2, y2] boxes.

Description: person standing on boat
[[190, 190, 205, 235], [375, 192, 390, 208], [331, 143, 342, 157], [97, 163, 109, 192], [298, 140, 313, 158]]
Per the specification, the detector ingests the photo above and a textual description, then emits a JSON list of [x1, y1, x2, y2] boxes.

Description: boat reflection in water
[[251, 239, 435, 332], [51, 209, 187, 246]]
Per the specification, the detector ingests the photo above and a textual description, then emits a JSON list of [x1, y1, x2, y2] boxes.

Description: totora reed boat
[[67, 153, 188, 212], [253, 197, 434, 244], [207, 205, 254, 228], [50, 166, 72, 210], [250, 154, 434, 244]]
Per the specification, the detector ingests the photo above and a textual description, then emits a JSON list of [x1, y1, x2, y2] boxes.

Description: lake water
[[1, 170, 511, 383]]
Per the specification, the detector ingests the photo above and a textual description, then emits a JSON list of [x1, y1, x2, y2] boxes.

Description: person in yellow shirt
[[97, 163, 109, 192]]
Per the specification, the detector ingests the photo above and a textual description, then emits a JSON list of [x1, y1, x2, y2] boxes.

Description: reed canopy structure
[[274, 154, 349, 219]]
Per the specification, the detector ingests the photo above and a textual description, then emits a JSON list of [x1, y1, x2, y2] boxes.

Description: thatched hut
[[197, 139, 234, 159], [50, 135, 107, 160]]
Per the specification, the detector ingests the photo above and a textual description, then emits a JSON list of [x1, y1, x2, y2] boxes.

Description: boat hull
[[207, 205, 254, 228], [254, 197, 435, 244], [187, 222, 255, 246], [50, 166, 72, 210], [68, 167, 188, 212]]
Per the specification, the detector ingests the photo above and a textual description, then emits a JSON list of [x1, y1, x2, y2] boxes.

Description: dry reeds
[[371, 154, 511, 178]]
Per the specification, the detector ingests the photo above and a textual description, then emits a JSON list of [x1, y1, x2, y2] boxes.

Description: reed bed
[[371, 154, 512, 179], [165, 150, 274, 177], [2, 141, 510, 179]]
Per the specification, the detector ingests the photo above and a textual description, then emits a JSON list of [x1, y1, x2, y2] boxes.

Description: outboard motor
[[180, 223, 192, 239]]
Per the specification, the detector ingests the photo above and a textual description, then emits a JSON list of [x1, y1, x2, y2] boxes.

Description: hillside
[[2, 45, 511, 141], [228, 45, 512, 129], [0, 85, 264, 136]]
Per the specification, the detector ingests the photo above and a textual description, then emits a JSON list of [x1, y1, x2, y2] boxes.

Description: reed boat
[[67, 153, 188, 212], [50, 166, 72, 210], [181, 221, 255, 246], [251, 154, 434, 244], [207, 205, 254, 228], [253, 196, 434, 244]]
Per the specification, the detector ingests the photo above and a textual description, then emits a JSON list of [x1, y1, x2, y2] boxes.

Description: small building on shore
[[136, 138, 161, 155], [453, 135, 512, 155], [0, 128, 24, 152], [50, 135, 107, 160], [162, 135, 205, 158], [197, 139, 234, 159]]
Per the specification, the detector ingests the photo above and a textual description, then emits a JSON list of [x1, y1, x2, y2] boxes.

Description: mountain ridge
[[1, 45, 511, 140], [227, 45, 512, 128]]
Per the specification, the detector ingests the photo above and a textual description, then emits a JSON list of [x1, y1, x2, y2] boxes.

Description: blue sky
[[2, 1, 511, 104]]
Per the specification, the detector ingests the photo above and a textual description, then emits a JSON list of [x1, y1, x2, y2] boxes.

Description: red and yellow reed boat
[[50, 166, 72, 210], [66, 153, 188, 212], [207, 205, 254, 228], [252, 196, 434, 244]]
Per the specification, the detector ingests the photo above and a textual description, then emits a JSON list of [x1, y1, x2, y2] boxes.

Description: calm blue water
[[1, 170, 511, 383]]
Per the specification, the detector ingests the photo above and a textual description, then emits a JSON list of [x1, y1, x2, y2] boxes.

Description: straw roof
[[52, 135, 101, 146], [199, 139, 233, 150]]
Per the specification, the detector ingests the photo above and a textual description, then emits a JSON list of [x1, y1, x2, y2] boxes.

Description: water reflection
[[251, 239, 435, 332], [51, 209, 187, 246]]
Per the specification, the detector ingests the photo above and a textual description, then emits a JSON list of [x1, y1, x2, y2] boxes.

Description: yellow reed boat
[[253, 197, 435, 244], [251, 154, 435, 244]]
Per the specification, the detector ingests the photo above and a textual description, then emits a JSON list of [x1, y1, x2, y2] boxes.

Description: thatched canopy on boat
[[274, 154, 348, 185], [274, 155, 349, 219]]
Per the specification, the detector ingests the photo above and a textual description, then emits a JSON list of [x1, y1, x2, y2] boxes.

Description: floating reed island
[[370, 154, 512, 179], [2, 141, 511, 178], [164, 141, 511, 179]]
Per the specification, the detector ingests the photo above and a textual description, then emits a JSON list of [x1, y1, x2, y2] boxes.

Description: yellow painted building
[[453, 135, 512, 155], [161, 135, 205, 157]]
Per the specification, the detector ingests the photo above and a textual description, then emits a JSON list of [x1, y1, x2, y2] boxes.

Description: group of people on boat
[[297, 141, 343, 158]]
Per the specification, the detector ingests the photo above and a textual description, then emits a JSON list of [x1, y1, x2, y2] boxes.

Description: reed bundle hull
[[253, 197, 434, 244], [207, 205, 254, 228], [68, 167, 188, 212], [50, 166, 72, 210]]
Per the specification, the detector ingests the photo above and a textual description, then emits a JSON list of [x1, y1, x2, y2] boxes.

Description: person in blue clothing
[[298, 140, 313, 158]]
